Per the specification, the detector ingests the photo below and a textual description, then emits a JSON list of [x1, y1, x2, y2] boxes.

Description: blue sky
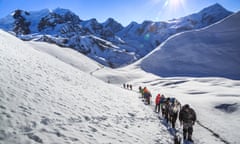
[[0, 0, 239, 26]]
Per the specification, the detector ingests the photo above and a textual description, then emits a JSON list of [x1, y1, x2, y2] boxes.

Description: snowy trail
[[90, 65, 104, 76], [134, 93, 228, 144], [130, 77, 240, 144], [196, 121, 230, 144]]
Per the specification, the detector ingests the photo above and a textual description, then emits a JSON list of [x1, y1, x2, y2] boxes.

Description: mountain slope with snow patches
[[140, 11, 240, 80], [0, 29, 172, 144]]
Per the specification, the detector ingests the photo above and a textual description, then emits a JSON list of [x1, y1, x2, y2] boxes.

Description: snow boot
[[174, 134, 181, 144], [188, 135, 194, 143]]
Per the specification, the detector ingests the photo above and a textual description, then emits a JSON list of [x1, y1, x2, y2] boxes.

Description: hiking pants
[[183, 123, 193, 140], [155, 103, 160, 113], [171, 113, 178, 129]]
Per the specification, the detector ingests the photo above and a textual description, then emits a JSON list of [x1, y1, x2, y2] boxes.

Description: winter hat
[[184, 104, 190, 108]]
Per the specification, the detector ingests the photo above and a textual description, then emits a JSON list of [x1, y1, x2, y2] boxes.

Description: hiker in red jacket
[[155, 93, 161, 113]]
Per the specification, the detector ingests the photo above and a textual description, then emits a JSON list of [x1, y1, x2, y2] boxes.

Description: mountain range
[[0, 3, 233, 68]]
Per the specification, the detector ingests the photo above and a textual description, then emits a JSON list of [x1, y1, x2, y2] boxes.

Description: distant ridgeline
[[0, 3, 233, 68]]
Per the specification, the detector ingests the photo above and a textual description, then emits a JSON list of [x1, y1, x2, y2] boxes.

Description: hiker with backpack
[[143, 87, 152, 105], [160, 95, 166, 117], [179, 104, 196, 143], [169, 99, 181, 129], [164, 97, 171, 124]]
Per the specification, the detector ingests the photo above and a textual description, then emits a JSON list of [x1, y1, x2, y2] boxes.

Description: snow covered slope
[[27, 41, 103, 74], [0, 30, 172, 143], [140, 11, 240, 80]]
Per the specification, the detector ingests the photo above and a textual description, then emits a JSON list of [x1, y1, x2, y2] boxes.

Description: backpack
[[170, 97, 175, 104]]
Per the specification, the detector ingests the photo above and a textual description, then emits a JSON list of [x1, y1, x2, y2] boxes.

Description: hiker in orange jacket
[[143, 87, 151, 105]]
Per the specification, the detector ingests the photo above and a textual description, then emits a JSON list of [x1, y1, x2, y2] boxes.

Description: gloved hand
[[192, 121, 195, 125]]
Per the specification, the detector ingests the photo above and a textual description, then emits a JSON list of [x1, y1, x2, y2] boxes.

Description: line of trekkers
[[123, 83, 133, 90], [138, 86, 196, 144]]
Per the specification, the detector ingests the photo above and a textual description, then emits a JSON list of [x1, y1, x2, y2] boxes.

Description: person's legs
[[183, 128, 187, 140], [158, 104, 161, 113], [155, 104, 158, 112], [157, 104, 160, 112], [188, 126, 193, 142], [172, 120, 175, 129], [172, 114, 177, 129]]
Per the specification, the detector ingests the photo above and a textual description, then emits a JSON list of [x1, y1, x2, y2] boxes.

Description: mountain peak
[[104, 18, 118, 26], [105, 18, 114, 23], [12, 9, 30, 18], [209, 3, 225, 9], [52, 8, 75, 16], [101, 18, 123, 34], [200, 3, 231, 13]]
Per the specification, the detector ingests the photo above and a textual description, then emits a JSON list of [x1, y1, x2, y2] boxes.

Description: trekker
[[123, 83, 126, 89], [129, 84, 132, 90], [143, 87, 151, 105], [164, 97, 171, 124], [169, 99, 181, 129], [179, 104, 196, 142], [139, 86, 144, 98], [138, 86, 142, 97], [139, 86, 142, 93], [160, 95, 166, 117], [170, 97, 175, 104], [143, 87, 148, 100], [155, 94, 161, 113]]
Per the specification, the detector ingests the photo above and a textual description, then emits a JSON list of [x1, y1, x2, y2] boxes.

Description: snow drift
[[140, 12, 240, 80]]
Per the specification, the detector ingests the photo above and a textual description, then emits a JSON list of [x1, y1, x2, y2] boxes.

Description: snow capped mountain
[[0, 3, 233, 68], [0, 9, 50, 34], [102, 18, 124, 34], [38, 8, 82, 35], [169, 3, 233, 30], [139, 11, 240, 80], [67, 35, 136, 67], [117, 3, 233, 56], [81, 18, 123, 38]]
